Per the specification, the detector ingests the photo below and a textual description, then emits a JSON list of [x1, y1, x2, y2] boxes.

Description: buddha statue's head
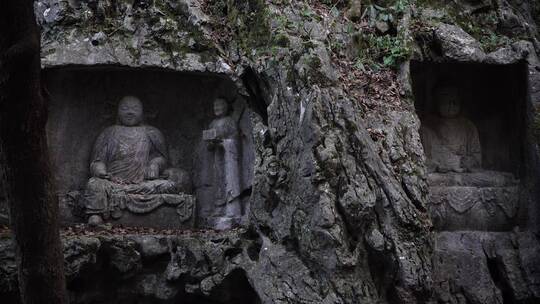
[[213, 97, 230, 118], [435, 85, 461, 118], [118, 96, 144, 126]]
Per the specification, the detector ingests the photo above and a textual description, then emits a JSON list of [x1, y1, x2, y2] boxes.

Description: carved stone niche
[[412, 62, 528, 231], [42, 66, 255, 230]]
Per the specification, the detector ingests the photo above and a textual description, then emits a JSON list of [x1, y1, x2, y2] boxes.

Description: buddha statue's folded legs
[[83, 177, 180, 220]]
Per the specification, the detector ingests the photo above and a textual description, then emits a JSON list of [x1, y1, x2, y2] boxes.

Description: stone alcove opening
[[44, 66, 256, 229], [411, 61, 527, 175], [411, 61, 529, 231]]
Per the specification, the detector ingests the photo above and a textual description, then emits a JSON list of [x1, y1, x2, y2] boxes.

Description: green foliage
[[204, 0, 273, 54], [355, 32, 410, 70], [353, 0, 412, 70], [318, 0, 347, 6], [300, 6, 316, 20], [478, 32, 513, 53], [362, 0, 409, 24], [457, 11, 513, 52]]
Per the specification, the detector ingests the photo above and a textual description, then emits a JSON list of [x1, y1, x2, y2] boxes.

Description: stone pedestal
[[109, 193, 196, 229], [111, 203, 196, 229], [427, 172, 519, 231], [69, 192, 196, 229]]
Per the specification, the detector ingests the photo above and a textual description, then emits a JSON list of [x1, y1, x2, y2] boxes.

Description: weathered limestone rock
[[0, 0, 538, 304], [434, 24, 486, 62], [433, 231, 540, 304], [0, 236, 17, 301], [0, 231, 264, 303]]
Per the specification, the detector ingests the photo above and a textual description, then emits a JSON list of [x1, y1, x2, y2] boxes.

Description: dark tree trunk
[[0, 1, 67, 303]]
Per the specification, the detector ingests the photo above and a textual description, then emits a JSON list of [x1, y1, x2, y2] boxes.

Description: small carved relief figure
[[421, 86, 482, 173], [81, 96, 192, 225], [203, 98, 242, 229]]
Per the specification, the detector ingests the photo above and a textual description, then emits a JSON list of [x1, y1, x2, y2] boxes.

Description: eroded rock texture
[[1, 230, 264, 303], [0, 0, 539, 303], [433, 231, 540, 303]]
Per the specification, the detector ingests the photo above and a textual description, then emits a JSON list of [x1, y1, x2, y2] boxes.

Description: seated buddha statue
[[421, 85, 481, 173], [81, 96, 191, 225], [420, 85, 519, 231]]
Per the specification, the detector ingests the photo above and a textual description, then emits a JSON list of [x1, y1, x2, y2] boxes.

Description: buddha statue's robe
[[206, 116, 242, 219], [83, 125, 180, 217], [421, 116, 482, 173], [208, 117, 241, 204]]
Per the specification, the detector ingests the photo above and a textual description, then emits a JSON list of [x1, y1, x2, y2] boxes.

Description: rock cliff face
[[0, 0, 539, 303]]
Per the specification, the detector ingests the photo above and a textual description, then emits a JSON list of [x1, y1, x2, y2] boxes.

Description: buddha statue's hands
[[203, 128, 224, 150], [146, 162, 160, 180], [207, 138, 223, 150], [146, 157, 166, 180]]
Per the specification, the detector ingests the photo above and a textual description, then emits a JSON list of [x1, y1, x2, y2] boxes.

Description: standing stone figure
[[82, 96, 190, 225], [203, 98, 242, 229], [421, 86, 482, 173]]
